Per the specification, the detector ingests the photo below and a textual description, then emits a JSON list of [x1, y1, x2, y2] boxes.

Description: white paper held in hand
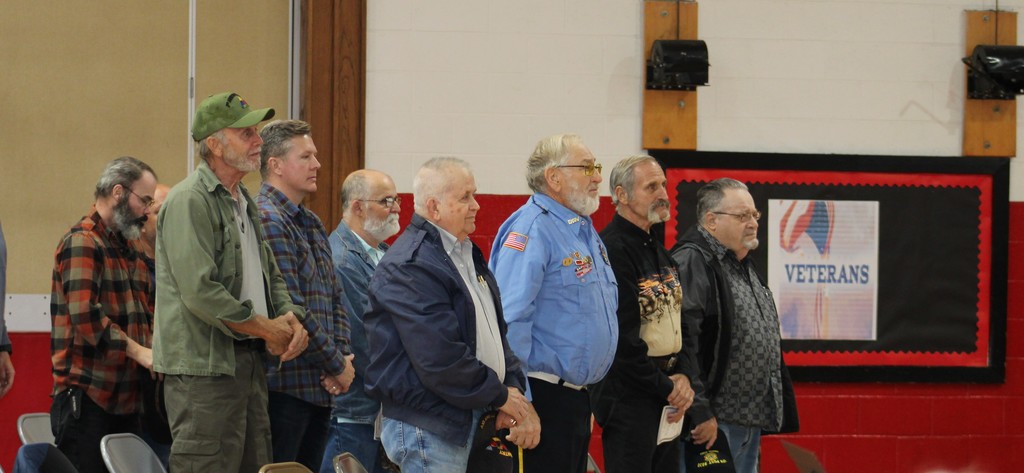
[[657, 406, 683, 444]]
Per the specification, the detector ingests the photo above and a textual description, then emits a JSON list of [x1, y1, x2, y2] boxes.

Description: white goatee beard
[[647, 200, 670, 224], [567, 181, 600, 216], [365, 213, 400, 242]]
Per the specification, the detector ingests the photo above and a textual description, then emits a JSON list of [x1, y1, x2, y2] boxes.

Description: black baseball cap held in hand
[[191, 92, 275, 141], [683, 430, 737, 473], [467, 411, 513, 473]]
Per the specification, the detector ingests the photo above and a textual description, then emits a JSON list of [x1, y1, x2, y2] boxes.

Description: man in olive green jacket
[[153, 92, 309, 473]]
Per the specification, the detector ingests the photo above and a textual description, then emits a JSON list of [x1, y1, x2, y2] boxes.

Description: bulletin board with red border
[[652, 150, 1009, 383]]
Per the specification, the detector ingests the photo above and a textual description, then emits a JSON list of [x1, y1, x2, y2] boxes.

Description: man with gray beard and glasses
[[50, 156, 159, 472], [490, 134, 618, 473], [321, 169, 403, 473]]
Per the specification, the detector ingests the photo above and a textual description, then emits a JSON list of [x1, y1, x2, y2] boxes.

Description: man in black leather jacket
[[670, 178, 798, 473]]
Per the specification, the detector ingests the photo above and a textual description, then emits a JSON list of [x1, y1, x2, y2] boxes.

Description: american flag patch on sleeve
[[502, 232, 529, 251]]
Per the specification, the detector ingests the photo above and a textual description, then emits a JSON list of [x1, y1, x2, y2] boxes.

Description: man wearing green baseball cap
[[153, 92, 310, 472]]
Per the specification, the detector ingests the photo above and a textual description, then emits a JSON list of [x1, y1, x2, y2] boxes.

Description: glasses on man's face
[[712, 210, 761, 223], [557, 162, 603, 176], [127, 188, 155, 209], [361, 196, 401, 208]]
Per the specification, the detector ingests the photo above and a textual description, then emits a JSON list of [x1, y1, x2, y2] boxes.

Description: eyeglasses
[[361, 196, 402, 208], [557, 162, 603, 176], [127, 188, 155, 208], [712, 210, 761, 222]]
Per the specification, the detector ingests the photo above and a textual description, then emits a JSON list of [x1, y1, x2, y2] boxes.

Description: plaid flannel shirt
[[51, 210, 152, 414], [257, 184, 352, 407]]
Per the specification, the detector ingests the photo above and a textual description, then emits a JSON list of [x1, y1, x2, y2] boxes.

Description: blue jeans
[[717, 422, 760, 473], [380, 411, 480, 473], [14, 443, 78, 473], [319, 420, 387, 473]]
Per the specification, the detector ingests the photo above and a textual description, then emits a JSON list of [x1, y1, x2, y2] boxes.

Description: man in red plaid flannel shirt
[[50, 156, 159, 473]]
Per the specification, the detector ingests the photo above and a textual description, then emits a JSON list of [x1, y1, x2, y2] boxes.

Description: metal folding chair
[[17, 413, 54, 445], [100, 432, 167, 473]]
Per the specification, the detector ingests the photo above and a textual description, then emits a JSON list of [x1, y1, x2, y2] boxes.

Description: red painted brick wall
[[3, 196, 1021, 472]]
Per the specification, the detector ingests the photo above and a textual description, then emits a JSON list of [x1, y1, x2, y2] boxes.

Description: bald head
[[341, 169, 396, 213]]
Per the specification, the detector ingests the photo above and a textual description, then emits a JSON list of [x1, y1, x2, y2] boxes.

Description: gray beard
[[365, 213, 400, 242], [647, 200, 670, 224], [567, 183, 600, 216], [112, 195, 144, 240]]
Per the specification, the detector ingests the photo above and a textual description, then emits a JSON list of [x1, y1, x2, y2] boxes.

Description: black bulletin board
[[652, 150, 1009, 383]]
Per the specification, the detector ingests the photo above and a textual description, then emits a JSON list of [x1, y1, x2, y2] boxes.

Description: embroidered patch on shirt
[[503, 232, 529, 251]]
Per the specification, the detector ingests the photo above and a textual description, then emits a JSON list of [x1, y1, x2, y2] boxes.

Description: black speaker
[[964, 44, 1024, 100], [647, 39, 709, 90]]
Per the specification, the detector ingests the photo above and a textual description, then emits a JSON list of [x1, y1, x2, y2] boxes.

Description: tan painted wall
[[0, 0, 290, 293]]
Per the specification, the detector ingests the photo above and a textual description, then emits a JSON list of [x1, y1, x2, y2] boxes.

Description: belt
[[234, 338, 265, 351], [528, 371, 586, 391], [651, 355, 677, 373]]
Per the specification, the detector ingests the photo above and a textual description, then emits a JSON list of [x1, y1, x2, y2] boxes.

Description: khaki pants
[[165, 345, 271, 473]]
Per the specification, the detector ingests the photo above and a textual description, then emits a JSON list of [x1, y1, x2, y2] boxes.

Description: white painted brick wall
[[365, 0, 1024, 200]]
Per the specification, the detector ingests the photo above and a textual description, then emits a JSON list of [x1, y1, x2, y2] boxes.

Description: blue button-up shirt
[[257, 184, 351, 407], [489, 193, 618, 388]]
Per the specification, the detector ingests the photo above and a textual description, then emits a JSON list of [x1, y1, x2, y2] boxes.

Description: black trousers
[[268, 390, 331, 470], [511, 378, 592, 473], [51, 387, 139, 473], [599, 395, 680, 473]]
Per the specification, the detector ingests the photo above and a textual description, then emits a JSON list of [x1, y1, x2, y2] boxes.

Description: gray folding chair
[[258, 462, 314, 473], [333, 452, 369, 473], [100, 433, 167, 473], [17, 412, 54, 445]]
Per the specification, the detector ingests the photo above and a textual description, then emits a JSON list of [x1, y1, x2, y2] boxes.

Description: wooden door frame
[[299, 0, 366, 227]]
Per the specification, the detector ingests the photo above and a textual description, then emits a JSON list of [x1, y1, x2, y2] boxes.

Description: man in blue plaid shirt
[[257, 119, 355, 470]]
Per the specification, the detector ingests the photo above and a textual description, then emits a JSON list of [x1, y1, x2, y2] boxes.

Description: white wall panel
[[366, 0, 1024, 200]]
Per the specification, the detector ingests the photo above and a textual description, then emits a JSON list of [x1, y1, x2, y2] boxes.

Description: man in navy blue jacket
[[365, 157, 540, 473]]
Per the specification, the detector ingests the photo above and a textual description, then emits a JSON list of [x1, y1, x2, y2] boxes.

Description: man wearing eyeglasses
[[153, 93, 309, 473], [50, 156, 159, 472], [321, 169, 402, 473], [255, 119, 355, 470], [670, 178, 799, 473], [490, 134, 619, 473]]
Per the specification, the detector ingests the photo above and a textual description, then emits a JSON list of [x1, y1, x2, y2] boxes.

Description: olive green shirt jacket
[[152, 162, 304, 377]]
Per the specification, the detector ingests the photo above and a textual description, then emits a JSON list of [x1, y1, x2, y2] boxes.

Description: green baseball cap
[[191, 92, 276, 141]]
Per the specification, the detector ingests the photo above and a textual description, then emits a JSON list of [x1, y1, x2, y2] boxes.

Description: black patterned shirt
[[697, 226, 782, 430]]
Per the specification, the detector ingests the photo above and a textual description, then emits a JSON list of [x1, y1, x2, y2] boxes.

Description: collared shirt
[[489, 193, 618, 388], [429, 222, 505, 381], [257, 183, 351, 407], [697, 225, 783, 430], [353, 231, 385, 266], [329, 221, 388, 422], [153, 161, 304, 378], [51, 210, 152, 414]]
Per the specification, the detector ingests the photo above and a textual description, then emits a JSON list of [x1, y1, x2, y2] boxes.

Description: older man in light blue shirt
[[490, 134, 618, 473]]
